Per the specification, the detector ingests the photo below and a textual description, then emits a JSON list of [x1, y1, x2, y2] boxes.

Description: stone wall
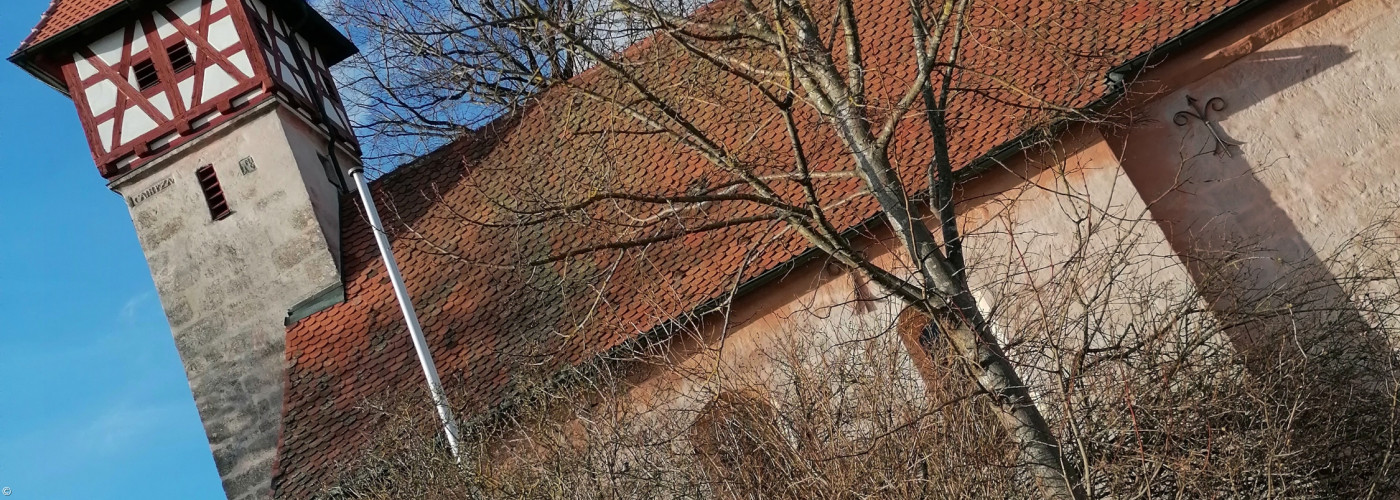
[[110, 101, 349, 500]]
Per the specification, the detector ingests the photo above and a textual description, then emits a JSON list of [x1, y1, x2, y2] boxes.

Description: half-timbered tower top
[[10, 0, 359, 178]]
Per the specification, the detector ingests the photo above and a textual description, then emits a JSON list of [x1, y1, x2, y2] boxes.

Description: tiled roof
[[272, 0, 1246, 496], [13, 0, 125, 54]]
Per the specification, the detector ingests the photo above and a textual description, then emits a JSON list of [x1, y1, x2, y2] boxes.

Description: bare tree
[[326, 0, 704, 164], [325, 201, 1400, 498], [323, 0, 1235, 497]]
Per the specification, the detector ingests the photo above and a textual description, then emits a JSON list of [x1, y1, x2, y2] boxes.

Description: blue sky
[[0, 2, 226, 498]]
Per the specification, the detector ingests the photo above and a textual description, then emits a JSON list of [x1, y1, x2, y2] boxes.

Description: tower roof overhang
[[9, 0, 358, 94]]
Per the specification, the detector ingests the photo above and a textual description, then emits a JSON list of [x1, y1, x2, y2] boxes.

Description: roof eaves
[[456, 0, 1280, 433], [9, 0, 135, 94], [12, 0, 61, 56]]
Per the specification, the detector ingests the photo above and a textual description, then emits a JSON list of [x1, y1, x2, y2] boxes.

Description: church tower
[[11, 1, 360, 498]]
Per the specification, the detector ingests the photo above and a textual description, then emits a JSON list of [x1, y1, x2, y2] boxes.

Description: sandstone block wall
[[111, 102, 350, 500]]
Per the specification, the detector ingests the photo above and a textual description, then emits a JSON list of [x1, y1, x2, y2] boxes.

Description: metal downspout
[[348, 167, 464, 459], [283, 2, 464, 460]]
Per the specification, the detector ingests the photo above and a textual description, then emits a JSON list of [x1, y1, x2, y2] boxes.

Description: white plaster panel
[[73, 53, 97, 79], [156, 12, 178, 39], [212, 0, 228, 13], [230, 88, 261, 108], [120, 106, 158, 144], [90, 29, 126, 66], [129, 31, 149, 58], [180, 77, 196, 109], [152, 92, 173, 119], [231, 51, 254, 79], [86, 79, 119, 115], [203, 65, 238, 99], [325, 97, 349, 129], [208, 16, 241, 51], [296, 35, 312, 58], [249, 0, 268, 20], [150, 131, 179, 150], [276, 38, 295, 62], [172, 0, 203, 26], [282, 69, 308, 99], [190, 110, 218, 128], [96, 119, 114, 151]]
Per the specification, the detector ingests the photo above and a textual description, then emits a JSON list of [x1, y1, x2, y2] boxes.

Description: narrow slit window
[[318, 154, 347, 194], [133, 59, 160, 90], [196, 165, 232, 220], [168, 42, 195, 74]]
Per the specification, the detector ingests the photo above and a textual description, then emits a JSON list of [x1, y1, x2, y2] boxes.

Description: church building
[[10, 0, 1400, 498]]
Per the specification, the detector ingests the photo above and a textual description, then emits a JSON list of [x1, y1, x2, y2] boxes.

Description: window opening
[[319, 153, 348, 194], [133, 59, 160, 90], [168, 42, 195, 74], [196, 165, 232, 220], [691, 390, 796, 496], [323, 79, 341, 103]]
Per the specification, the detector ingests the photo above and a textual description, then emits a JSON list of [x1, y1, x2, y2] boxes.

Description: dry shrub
[[321, 214, 1400, 499]]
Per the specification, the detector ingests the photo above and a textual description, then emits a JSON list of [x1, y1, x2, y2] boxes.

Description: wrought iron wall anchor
[[1174, 95, 1242, 157]]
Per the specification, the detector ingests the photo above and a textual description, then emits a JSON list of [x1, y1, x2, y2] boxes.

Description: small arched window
[[691, 390, 797, 497], [896, 306, 960, 393]]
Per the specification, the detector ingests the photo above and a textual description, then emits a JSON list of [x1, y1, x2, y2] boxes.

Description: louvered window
[[196, 165, 232, 220], [133, 59, 160, 90], [168, 42, 195, 74]]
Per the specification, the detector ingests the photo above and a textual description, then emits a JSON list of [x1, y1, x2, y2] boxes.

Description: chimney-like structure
[[11, 1, 361, 498]]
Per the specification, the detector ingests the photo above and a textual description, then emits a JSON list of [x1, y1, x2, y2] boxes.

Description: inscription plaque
[[127, 176, 175, 207]]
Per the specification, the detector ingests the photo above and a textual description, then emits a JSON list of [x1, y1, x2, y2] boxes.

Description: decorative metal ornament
[[1174, 95, 1242, 157]]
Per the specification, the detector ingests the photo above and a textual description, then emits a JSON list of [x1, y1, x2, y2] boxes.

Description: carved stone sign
[[127, 176, 175, 207], [239, 156, 257, 175]]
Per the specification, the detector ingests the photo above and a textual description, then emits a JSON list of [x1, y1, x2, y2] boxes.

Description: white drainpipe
[[349, 167, 463, 459]]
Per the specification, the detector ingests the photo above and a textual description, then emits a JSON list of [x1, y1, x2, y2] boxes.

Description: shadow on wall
[[1106, 44, 1364, 361], [1108, 41, 1400, 493]]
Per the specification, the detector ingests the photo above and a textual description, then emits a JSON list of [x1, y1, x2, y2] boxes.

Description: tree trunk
[[932, 293, 1087, 499]]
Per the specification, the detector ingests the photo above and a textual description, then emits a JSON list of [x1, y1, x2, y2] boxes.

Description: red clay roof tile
[[13, 0, 125, 54], [271, 0, 1248, 497]]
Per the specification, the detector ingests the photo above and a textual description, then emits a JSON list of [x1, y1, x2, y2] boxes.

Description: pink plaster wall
[[1110, 0, 1399, 354], [622, 124, 1188, 418], [619, 0, 1398, 422]]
